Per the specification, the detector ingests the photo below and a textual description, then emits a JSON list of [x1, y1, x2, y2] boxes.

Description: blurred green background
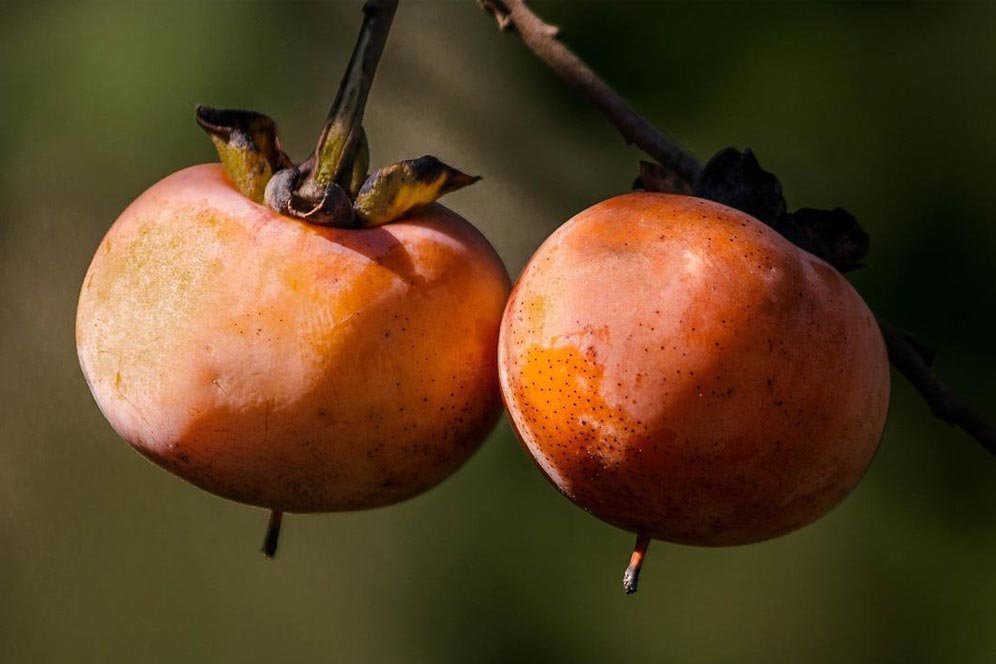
[[2, 1, 995, 662]]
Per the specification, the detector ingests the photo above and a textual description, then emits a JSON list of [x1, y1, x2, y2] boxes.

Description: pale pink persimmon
[[77, 164, 510, 512], [499, 193, 889, 546]]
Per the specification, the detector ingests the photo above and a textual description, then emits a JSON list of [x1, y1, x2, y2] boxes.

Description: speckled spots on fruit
[[510, 343, 653, 497]]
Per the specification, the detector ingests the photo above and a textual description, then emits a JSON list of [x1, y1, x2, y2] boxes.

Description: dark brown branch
[[879, 319, 996, 456], [482, 0, 995, 457], [479, 0, 702, 186]]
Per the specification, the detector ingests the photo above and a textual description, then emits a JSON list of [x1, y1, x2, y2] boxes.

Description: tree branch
[[479, 0, 702, 186], [878, 319, 996, 455], [481, 0, 995, 457]]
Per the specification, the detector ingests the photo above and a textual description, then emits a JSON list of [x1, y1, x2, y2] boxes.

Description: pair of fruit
[[75, 2, 889, 593], [76, 167, 889, 588]]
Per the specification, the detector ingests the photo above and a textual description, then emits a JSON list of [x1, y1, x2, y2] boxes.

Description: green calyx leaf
[[353, 155, 480, 227], [195, 105, 292, 204], [194, 110, 476, 229]]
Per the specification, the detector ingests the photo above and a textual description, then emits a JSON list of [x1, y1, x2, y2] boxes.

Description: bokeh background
[[3, 1, 995, 662]]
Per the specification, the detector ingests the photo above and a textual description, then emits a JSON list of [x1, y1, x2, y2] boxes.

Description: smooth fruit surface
[[498, 193, 889, 545], [78, 164, 510, 512]]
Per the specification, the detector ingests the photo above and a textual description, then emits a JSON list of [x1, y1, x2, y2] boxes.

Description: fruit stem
[[622, 532, 651, 595], [297, 0, 399, 203], [261, 509, 284, 558]]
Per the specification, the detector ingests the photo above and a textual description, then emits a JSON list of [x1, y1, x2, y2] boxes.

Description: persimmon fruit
[[498, 192, 890, 592], [76, 0, 510, 555], [77, 164, 509, 513]]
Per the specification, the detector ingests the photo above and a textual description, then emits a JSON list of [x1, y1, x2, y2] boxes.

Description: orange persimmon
[[498, 193, 889, 587], [78, 164, 510, 513]]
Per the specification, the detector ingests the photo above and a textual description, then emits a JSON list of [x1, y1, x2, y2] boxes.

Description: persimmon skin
[[77, 164, 510, 512], [498, 193, 889, 545]]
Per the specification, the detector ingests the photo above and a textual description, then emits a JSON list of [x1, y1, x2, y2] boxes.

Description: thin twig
[[481, 0, 994, 457], [878, 319, 996, 455], [479, 0, 702, 185]]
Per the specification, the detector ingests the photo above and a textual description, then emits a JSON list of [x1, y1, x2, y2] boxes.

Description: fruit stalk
[[296, 0, 399, 204], [262, 509, 284, 558], [204, 0, 480, 228], [622, 533, 651, 595]]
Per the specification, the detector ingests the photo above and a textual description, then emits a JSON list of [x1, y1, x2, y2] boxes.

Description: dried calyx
[[636, 148, 870, 273], [196, 0, 478, 229]]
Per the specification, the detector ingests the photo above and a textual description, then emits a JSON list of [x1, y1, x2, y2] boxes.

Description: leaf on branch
[[633, 160, 692, 195], [692, 147, 870, 272], [353, 156, 481, 227], [195, 105, 293, 204]]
